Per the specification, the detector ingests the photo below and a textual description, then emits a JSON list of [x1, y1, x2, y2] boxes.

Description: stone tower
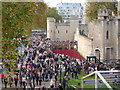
[[98, 8, 109, 19], [47, 18, 55, 40], [118, 0, 120, 17]]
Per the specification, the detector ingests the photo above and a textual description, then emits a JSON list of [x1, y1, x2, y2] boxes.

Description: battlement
[[47, 17, 55, 22]]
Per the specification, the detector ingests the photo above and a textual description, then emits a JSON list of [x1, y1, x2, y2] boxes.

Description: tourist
[[14, 75, 18, 87], [2, 36, 113, 89], [50, 79, 55, 88], [4, 76, 8, 88], [22, 76, 26, 89]]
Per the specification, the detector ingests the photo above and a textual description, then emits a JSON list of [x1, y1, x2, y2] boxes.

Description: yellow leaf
[[10, 7, 12, 11]]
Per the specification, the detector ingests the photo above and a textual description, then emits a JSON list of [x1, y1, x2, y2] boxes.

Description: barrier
[[81, 70, 120, 90]]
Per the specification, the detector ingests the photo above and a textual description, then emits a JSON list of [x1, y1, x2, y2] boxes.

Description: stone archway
[[95, 49, 100, 60]]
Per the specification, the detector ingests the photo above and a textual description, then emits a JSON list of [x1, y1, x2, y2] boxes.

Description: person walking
[[14, 75, 18, 87], [4, 76, 8, 88], [9, 76, 13, 87], [42, 72, 45, 81], [19, 76, 22, 87], [74, 68, 78, 79], [50, 79, 55, 88], [32, 73, 35, 87], [36, 75, 39, 86], [22, 76, 26, 89], [62, 77, 67, 89], [1, 73, 4, 84], [39, 75, 42, 85]]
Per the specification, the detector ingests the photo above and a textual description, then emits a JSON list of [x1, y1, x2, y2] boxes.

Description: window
[[66, 30, 68, 33], [106, 30, 109, 39], [118, 33, 120, 38], [58, 30, 59, 33], [82, 30, 84, 35], [67, 7, 69, 9], [79, 30, 81, 34], [51, 30, 52, 33]]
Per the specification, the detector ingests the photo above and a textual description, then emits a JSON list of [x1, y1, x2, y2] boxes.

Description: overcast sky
[[44, 0, 86, 7]]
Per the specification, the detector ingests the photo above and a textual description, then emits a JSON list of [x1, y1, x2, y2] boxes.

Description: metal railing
[[81, 70, 120, 90]]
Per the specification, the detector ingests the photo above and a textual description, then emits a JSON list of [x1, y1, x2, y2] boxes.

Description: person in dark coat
[[4, 76, 8, 88], [39, 75, 42, 85], [14, 75, 18, 87], [36, 75, 39, 85], [62, 77, 67, 89]]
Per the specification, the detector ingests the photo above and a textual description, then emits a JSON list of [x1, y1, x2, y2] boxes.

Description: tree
[[85, 1, 117, 22], [32, 2, 47, 30], [2, 2, 48, 76], [2, 2, 34, 76], [2, 2, 35, 75], [46, 7, 62, 22]]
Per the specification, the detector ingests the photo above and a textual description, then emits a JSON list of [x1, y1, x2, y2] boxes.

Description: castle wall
[[87, 19, 120, 60], [54, 25, 70, 41], [104, 19, 118, 60], [47, 17, 120, 60], [47, 17, 79, 41], [47, 18, 55, 40], [117, 19, 120, 59], [79, 24, 88, 36], [70, 19, 79, 41], [88, 20, 104, 60], [74, 30, 92, 59]]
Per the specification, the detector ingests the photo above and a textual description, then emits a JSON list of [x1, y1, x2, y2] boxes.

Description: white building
[[56, 3, 83, 21]]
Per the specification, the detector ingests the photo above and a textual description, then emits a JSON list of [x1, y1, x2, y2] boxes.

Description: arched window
[[66, 30, 68, 33], [82, 30, 84, 35], [106, 30, 109, 39], [79, 30, 81, 34], [56, 26, 57, 29], [95, 49, 100, 60]]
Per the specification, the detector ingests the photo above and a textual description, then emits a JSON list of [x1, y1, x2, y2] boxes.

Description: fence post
[[95, 73, 98, 90], [81, 79, 84, 90]]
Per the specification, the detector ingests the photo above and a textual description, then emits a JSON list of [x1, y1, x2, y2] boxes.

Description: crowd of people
[[0, 36, 112, 89]]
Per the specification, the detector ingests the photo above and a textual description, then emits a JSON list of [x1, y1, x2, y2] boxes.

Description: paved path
[[1, 43, 52, 89], [0, 80, 2, 90], [1, 81, 50, 89]]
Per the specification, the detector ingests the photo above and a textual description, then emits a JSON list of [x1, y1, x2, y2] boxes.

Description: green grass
[[67, 70, 94, 88], [57, 70, 120, 89]]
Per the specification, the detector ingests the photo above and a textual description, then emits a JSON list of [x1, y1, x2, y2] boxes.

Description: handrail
[[81, 71, 95, 79], [97, 72, 113, 90], [95, 70, 120, 73], [82, 70, 120, 79], [81, 70, 120, 90]]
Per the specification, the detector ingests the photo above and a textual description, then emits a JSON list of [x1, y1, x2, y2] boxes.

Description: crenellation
[[47, 8, 120, 60]]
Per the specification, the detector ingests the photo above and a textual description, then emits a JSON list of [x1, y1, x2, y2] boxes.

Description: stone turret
[[70, 16, 79, 41], [47, 18, 55, 40], [98, 8, 109, 19], [118, 0, 120, 17]]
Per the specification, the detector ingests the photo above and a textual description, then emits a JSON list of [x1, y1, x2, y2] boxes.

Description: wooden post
[[95, 73, 98, 90], [81, 79, 84, 90]]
